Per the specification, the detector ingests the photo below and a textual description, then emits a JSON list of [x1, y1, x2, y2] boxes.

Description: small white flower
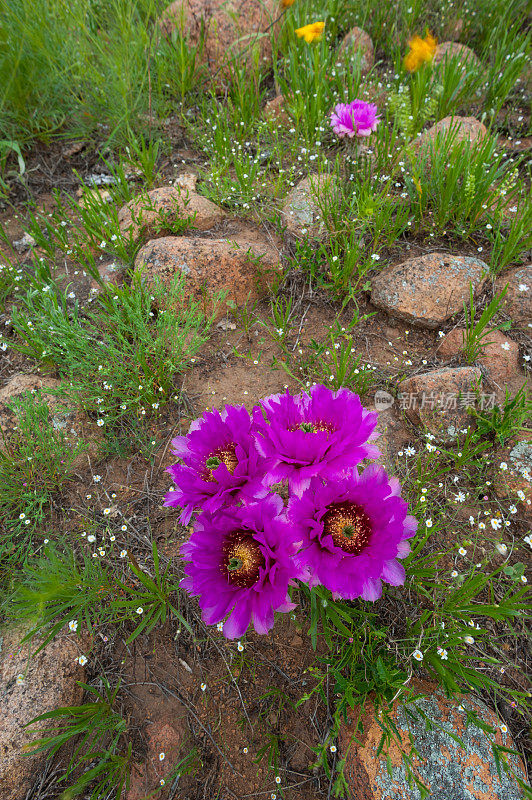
[[87, 535, 96, 543], [120, 549, 128, 558], [201, 683, 207, 691], [405, 446, 416, 456], [97, 419, 104, 427], [518, 283, 529, 292], [77, 655, 88, 666], [103, 508, 111, 515], [217, 622, 224, 632], [330, 744, 337, 753], [136, 607, 143, 615], [237, 642, 244, 652], [521, 575, 528, 583], [159, 752, 165, 761], [275, 776, 281, 784], [499, 462, 508, 471], [458, 547, 467, 556], [491, 518, 502, 530], [16, 674, 25, 685], [495, 543, 508, 555], [451, 570, 458, 578], [500, 342, 511, 351], [500, 724, 508, 733], [121, 524, 127, 531], [93, 474, 102, 482], [426, 519, 433, 528], [412, 649, 423, 661], [69, 620, 78, 632], [464, 635, 475, 645]]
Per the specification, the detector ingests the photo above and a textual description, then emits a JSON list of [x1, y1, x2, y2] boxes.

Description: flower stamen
[[222, 531, 265, 588], [204, 443, 238, 481], [323, 502, 372, 555]]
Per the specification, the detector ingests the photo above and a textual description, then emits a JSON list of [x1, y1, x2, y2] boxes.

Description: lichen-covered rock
[[398, 366, 482, 441], [158, 0, 278, 78], [415, 116, 487, 161], [495, 265, 532, 330], [0, 625, 86, 800], [281, 174, 339, 240], [337, 27, 374, 74], [432, 41, 481, 70], [493, 437, 532, 524], [339, 681, 526, 800], [135, 226, 282, 319], [371, 254, 488, 329], [118, 185, 225, 244], [437, 328, 521, 387], [0, 374, 102, 470]]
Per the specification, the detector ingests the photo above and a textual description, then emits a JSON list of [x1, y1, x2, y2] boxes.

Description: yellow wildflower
[[295, 21, 325, 43], [403, 32, 437, 72], [282, 0, 296, 6]]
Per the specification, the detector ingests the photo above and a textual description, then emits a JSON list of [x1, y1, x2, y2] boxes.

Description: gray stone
[[371, 253, 488, 329]]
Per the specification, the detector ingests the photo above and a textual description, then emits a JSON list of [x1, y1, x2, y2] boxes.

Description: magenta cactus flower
[[164, 404, 267, 525], [252, 385, 380, 497], [288, 466, 417, 600], [180, 495, 304, 638], [330, 99, 380, 138]]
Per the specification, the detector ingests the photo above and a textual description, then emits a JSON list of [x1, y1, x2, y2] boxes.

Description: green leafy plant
[[470, 384, 532, 446], [8, 544, 116, 649], [462, 285, 508, 364], [300, 316, 376, 394], [110, 540, 192, 644], [26, 677, 131, 800], [389, 72, 442, 139], [10, 269, 215, 425], [0, 392, 85, 588]]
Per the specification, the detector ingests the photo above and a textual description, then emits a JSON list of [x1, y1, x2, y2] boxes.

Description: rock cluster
[[158, 0, 279, 79]]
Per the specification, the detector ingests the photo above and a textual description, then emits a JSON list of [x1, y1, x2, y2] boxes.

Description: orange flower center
[[222, 531, 265, 588], [322, 501, 372, 555], [204, 443, 238, 481]]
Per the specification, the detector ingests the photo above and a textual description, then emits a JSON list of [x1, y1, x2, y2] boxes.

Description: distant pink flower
[[330, 99, 380, 138]]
